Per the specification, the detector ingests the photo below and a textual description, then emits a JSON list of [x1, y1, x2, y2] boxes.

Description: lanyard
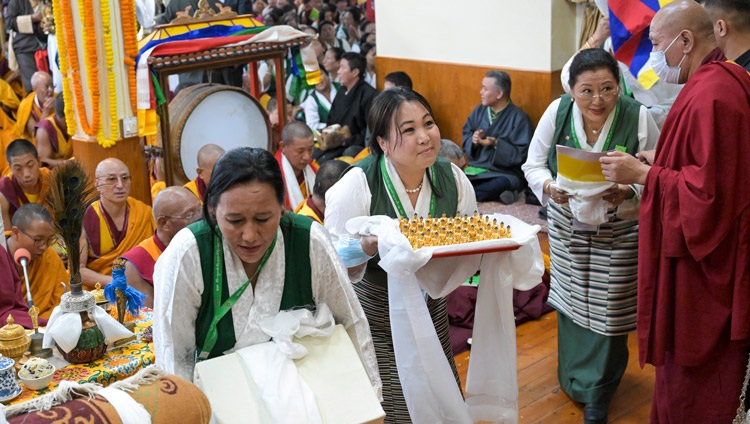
[[197, 229, 277, 361], [569, 101, 620, 152], [486, 107, 498, 125], [380, 155, 435, 218]]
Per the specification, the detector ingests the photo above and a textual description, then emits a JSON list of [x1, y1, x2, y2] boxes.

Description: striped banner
[[608, 0, 673, 89]]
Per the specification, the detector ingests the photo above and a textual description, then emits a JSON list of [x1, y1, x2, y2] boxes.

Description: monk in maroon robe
[[600, 2, 750, 422], [0, 244, 48, 329]]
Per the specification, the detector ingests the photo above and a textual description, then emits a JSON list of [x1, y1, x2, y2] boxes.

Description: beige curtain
[[579, 5, 603, 48]]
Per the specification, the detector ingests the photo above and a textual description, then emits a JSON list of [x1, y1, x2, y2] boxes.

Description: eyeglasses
[[96, 174, 132, 186], [18, 228, 55, 248], [575, 87, 619, 101], [161, 210, 202, 223]]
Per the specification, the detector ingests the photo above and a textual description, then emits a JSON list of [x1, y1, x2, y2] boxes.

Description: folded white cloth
[[235, 305, 336, 424], [555, 174, 616, 225], [99, 387, 152, 424], [43, 306, 134, 353]]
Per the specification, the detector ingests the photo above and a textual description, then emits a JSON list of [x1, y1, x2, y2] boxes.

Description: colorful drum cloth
[[9, 311, 154, 405]]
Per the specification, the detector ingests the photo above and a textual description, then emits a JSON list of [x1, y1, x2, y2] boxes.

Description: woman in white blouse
[[153, 147, 380, 398], [325, 88, 477, 422], [522, 48, 659, 424]]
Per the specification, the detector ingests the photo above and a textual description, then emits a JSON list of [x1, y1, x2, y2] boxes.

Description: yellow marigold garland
[[99, 0, 117, 148], [120, 0, 138, 115], [59, 0, 100, 137], [51, 0, 75, 135]]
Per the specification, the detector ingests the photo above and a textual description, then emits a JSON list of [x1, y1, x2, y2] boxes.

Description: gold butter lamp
[[0, 315, 31, 362]]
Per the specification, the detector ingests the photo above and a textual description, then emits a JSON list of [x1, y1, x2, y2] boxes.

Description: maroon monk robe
[[638, 61, 750, 421], [0, 245, 48, 329]]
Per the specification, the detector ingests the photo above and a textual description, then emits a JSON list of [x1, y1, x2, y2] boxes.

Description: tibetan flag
[[608, 0, 673, 89]]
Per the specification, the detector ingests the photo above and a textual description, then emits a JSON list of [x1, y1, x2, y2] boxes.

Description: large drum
[[169, 83, 271, 183]]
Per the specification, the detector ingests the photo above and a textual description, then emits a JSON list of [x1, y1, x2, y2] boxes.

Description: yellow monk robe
[[21, 247, 68, 319], [0, 79, 21, 176], [150, 181, 165, 203], [183, 177, 206, 204], [294, 197, 323, 224], [35, 115, 72, 160], [0, 167, 51, 235], [14, 92, 47, 143], [83, 197, 156, 277]]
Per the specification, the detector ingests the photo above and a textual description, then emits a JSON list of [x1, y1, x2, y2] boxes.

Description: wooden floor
[[454, 311, 655, 423]]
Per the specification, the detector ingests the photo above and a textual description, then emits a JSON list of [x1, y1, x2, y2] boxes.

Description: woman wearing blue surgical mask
[[522, 48, 660, 424]]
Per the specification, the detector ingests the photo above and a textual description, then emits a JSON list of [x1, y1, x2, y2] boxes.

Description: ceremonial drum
[[169, 83, 271, 183]]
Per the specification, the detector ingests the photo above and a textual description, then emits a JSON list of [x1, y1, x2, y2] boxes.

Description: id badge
[[572, 218, 600, 234]]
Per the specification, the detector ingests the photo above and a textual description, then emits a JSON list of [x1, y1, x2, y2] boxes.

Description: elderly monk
[[122, 187, 201, 308], [14, 71, 54, 143], [6, 204, 66, 319], [295, 159, 348, 224], [0, 139, 49, 236], [600, 1, 750, 421], [275, 122, 318, 210], [34, 94, 71, 168], [184, 143, 224, 204], [79, 158, 155, 288]]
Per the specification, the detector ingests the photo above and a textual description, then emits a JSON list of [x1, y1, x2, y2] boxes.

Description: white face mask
[[647, 33, 687, 84]]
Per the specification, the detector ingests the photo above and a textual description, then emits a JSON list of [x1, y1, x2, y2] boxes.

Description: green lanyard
[[569, 101, 620, 151], [197, 229, 277, 361], [380, 155, 435, 218]]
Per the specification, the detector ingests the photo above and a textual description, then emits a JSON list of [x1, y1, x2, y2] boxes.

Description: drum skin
[[169, 84, 271, 183]]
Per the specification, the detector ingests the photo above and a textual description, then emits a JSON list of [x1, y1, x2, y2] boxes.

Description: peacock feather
[[45, 161, 98, 292]]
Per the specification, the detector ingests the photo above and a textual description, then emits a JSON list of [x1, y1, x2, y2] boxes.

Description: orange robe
[[0, 167, 50, 235], [0, 79, 20, 176], [35, 115, 72, 160], [14, 92, 48, 143], [83, 197, 156, 276], [183, 177, 206, 204], [121, 233, 165, 286], [294, 197, 323, 224], [21, 247, 68, 319]]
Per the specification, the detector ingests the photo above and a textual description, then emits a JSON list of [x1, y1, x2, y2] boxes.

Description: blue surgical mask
[[647, 33, 686, 84]]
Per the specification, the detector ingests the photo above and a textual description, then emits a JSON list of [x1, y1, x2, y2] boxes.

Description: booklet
[[556, 145, 608, 182], [464, 166, 489, 176]]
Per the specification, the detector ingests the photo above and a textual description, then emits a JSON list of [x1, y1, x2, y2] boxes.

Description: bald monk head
[[701, 0, 750, 62], [650, 0, 717, 84], [95, 158, 132, 207], [8, 203, 56, 261], [30, 72, 54, 105], [153, 186, 201, 245], [196, 144, 225, 187]]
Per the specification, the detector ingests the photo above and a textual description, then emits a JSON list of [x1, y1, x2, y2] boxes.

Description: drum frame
[[149, 36, 312, 186]]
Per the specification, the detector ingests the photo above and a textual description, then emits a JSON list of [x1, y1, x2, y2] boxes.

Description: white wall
[[376, 0, 577, 72]]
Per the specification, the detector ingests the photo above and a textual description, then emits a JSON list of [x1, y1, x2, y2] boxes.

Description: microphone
[[14, 248, 34, 307]]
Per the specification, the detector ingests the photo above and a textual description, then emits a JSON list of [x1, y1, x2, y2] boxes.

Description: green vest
[[547, 94, 642, 178], [190, 213, 314, 360], [353, 155, 458, 287]]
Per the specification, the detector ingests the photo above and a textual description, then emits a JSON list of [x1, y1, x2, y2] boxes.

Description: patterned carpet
[[477, 198, 548, 232]]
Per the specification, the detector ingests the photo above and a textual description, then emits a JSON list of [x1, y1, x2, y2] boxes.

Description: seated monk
[[0, 78, 21, 176], [6, 204, 67, 319], [79, 158, 155, 288], [0, 139, 50, 236], [184, 143, 224, 204], [14, 72, 54, 144], [0, 234, 48, 329], [295, 159, 348, 224], [121, 186, 201, 308], [275, 122, 317, 210], [34, 94, 72, 168]]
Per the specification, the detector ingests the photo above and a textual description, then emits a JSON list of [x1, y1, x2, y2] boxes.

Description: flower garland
[[119, 0, 138, 115], [59, 0, 100, 137], [51, 0, 75, 136], [99, 0, 117, 148]]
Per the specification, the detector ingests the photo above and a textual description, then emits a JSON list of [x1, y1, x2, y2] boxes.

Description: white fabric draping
[[43, 305, 134, 353], [347, 214, 544, 423]]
